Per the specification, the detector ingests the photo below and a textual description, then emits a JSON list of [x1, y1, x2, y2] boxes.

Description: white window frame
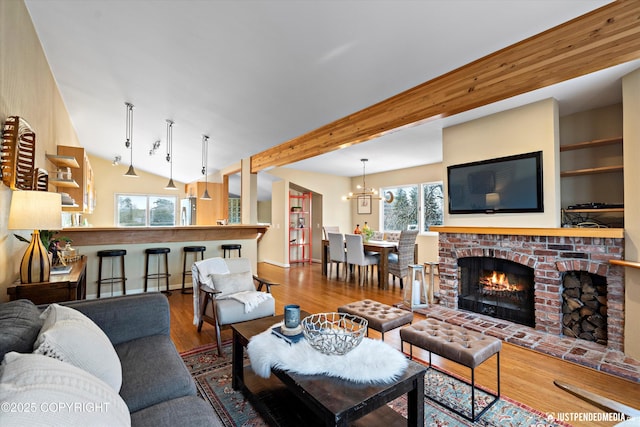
[[380, 181, 443, 234], [115, 193, 178, 227]]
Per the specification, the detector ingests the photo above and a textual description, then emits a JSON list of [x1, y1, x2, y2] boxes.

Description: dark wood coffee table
[[231, 313, 426, 427]]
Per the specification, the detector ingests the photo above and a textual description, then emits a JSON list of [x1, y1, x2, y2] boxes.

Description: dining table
[[321, 239, 416, 289]]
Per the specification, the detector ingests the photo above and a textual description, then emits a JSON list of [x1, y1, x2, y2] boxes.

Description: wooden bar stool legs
[[181, 246, 206, 294], [144, 247, 171, 295]]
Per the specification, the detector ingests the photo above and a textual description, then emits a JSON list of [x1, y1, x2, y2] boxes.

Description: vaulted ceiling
[[24, 0, 638, 196]]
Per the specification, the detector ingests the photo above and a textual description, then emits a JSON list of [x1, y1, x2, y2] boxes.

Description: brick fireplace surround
[[427, 226, 639, 382]]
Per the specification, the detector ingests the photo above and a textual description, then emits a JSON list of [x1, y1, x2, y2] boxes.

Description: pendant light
[[342, 159, 381, 200], [164, 119, 177, 190], [200, 135, 212, 200], [123, 102, 138, 177]]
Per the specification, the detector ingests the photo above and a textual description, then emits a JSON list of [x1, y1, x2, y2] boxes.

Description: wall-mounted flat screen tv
[[447, 151, 543, 214]]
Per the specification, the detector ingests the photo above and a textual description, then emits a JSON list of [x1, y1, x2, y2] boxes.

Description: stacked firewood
[[562, 271, 607, 345]]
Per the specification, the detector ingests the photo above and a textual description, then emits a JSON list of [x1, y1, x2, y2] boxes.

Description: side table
[[7, 255, 87, 304]]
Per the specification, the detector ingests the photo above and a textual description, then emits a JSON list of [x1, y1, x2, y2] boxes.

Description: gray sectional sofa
[[0, 293, 221, 427]]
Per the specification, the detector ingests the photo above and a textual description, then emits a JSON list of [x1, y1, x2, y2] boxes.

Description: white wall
[[442, 98, 561, 227]]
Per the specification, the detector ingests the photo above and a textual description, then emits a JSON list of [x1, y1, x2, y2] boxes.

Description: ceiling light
[[343, 158, 381, 201], [164, 120, 177, 190], [149, 140, 161, 156], [123, 102, 138, 177], [200, 135, 212, 200], [112, 155, 121, 166]]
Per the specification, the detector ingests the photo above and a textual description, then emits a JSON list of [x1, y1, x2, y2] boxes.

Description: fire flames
[[479, 271, 524, 293]]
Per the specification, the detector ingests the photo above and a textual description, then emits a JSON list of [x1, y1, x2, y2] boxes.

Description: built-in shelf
[[559, 136, 622, 152], [46, 154, 80, 168], [49, 178, 80, 188], [565, 208, 624, 213], [560, 165, 623, 177]]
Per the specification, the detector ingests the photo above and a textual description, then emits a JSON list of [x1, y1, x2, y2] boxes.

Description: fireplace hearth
[[458, 257, 535, 327], [434, 227, 625, 351]]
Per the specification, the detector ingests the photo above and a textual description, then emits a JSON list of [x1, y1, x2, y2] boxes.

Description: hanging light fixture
[[200, 135, 212, 200], [164, 120, 177, 190], [123, 102, 138, 177], [342, 158, 381, 201]]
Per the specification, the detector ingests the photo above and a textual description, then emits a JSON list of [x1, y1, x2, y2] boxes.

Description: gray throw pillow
[[210, 271, 255, 298], [0, 299, 43, 360]]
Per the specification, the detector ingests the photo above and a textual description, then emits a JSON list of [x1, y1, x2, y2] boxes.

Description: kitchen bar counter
[[61, 224, 269, 246], [59, 225, 269, 298]]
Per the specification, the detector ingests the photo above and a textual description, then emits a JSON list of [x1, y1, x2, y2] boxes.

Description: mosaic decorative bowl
[[301, 312, 368, 355]]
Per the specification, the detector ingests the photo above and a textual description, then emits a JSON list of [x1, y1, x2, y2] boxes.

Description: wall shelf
[[559, 136, 622, 152], [46, 154, 80, 168], [560, 165, 623, 177], [49, 178, 79, 188]]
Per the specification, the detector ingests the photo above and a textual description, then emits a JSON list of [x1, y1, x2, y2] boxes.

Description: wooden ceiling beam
[[251, 0, 640, 173]]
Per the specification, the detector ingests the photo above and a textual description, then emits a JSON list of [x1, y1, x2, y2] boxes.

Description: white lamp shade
[[8, 191, 62, 230]]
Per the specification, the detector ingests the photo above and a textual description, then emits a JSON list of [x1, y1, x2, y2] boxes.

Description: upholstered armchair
[[192, 257, 277, 356]]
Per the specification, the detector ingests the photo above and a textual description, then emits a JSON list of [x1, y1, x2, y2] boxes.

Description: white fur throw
[[247, 323, 408, 383]]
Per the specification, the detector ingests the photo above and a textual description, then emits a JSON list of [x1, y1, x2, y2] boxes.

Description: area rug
[[181, 342, 570, 427]]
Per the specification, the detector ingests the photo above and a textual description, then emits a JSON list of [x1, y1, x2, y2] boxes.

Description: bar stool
[[221, 243, 241, 258], [144, 247, 171, 295], [97, 249, 127, 298], [181, 245, 206, 294]]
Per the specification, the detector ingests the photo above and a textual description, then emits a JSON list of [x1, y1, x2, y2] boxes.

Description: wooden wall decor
[[33, 168, 49, 191], [250, 1, 640, 173], [1, 116, 36, 190]]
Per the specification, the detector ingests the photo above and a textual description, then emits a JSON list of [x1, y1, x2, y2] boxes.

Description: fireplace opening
[[562, 271, 607, 345], [458, 257, 535, 327]]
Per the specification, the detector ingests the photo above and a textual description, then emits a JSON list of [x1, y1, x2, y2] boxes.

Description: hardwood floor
[[169, 262, 640, 427]]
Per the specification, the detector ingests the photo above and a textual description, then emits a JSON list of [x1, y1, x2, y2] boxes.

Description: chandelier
[[342, 159, 381, 201]]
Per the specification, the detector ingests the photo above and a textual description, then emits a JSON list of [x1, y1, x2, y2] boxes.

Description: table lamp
[[8, 190, 62, 283]]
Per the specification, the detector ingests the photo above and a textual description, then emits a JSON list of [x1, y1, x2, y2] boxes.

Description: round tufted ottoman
[[400, 318, 501, 421], [337, 299, 414, 344]]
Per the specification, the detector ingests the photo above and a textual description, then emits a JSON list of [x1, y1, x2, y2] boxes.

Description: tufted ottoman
[[337, 299, 413, 344], [400, 318, 501, 421]]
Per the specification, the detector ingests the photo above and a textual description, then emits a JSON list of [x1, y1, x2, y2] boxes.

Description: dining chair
[[322, 225, 340, 239], [345, 233, 379, 286], [387, 229, 419, 288], [327, 232, 347, 280]]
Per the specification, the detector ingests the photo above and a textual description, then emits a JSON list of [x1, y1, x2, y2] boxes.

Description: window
[[228, 197, 241, 224], [382, 182, 443, 233], [116, 194, 177, 227]]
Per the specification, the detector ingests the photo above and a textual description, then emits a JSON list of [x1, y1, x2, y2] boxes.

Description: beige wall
[[0, 0, 82, 301], [87, 154, 187, 227], [622, 69, 640, 359], [442, 98, 561, 227], [259, 179, 288, 266]]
